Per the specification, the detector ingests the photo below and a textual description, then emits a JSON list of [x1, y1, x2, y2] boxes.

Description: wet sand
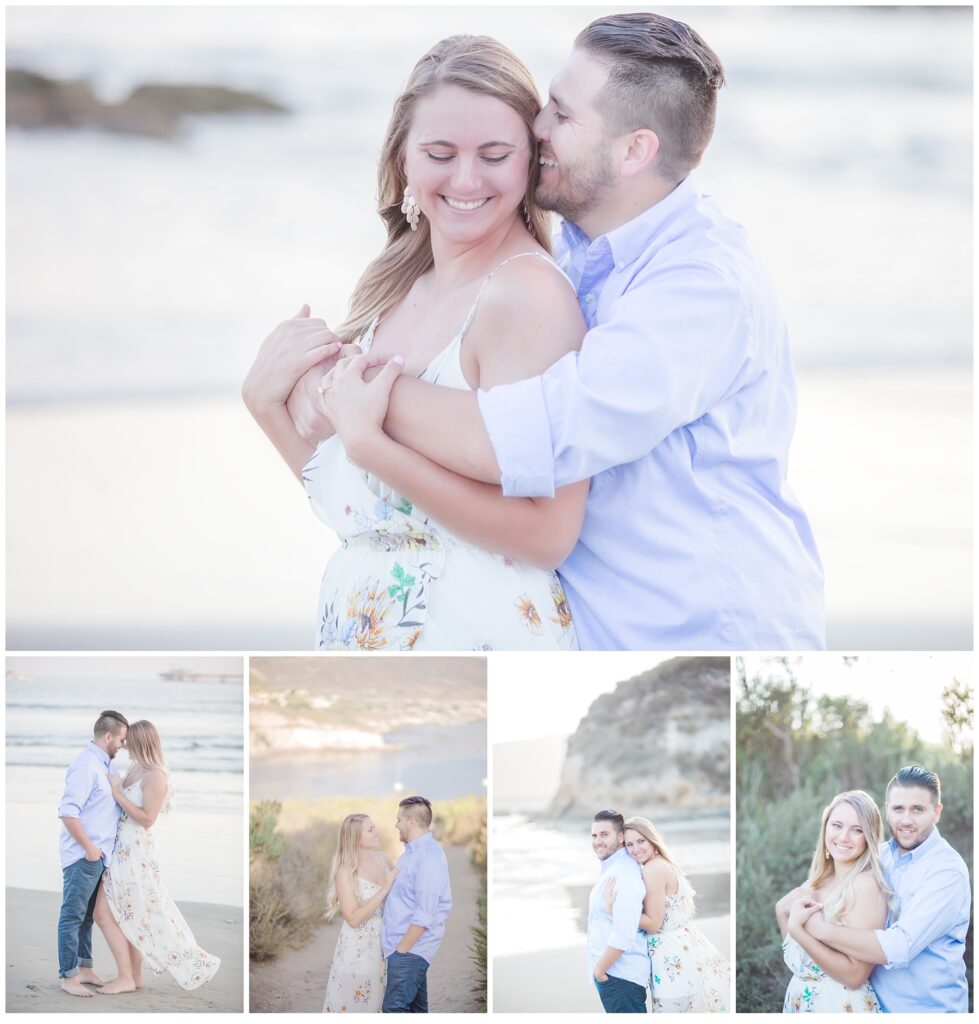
[[493, 914, 731, 1013], [5, 888, 243, 1013]]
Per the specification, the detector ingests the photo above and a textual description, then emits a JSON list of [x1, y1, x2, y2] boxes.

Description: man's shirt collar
[[560, 174, 699, 268]]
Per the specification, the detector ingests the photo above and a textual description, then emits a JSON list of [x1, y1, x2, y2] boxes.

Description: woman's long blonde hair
[[624, 815, 694, 917], [324, 813, 369, 922], [806, 790, 893, 923], [335, 35, 551, 344], [125, 719, 172, 811]]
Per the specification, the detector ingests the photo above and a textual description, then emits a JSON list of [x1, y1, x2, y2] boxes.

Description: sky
[[741, 653, 971, 746], [490, 652, 674, 744]]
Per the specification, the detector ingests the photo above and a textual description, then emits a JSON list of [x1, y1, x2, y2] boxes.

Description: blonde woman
[[243, 35, 586, 651], [323, 814, 398, 1013], [94, 720, 219, 993], [607, 816, 729, 1011], [776, 791, 891, 1013]]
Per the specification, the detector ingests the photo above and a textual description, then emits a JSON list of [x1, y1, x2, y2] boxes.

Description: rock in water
[[7, 68, 289, 138]]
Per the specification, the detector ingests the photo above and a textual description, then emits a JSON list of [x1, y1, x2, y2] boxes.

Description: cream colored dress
[[323, 876, 385, 1013], [303, 252, 578, 652], [103, 779, 220, 991], [782, 925, 881, 1013], [648, 875, 730, 1012]]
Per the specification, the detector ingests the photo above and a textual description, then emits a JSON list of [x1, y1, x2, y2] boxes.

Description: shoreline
[[5, 887, 243, 1013]]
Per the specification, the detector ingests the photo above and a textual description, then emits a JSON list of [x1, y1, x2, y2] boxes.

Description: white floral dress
[[303, 252, 579, 651], [102, 778, 220, 991], [782, 926, 880, 1013], [648, 876, 730, 1012], [323, 875, 385, 1012]]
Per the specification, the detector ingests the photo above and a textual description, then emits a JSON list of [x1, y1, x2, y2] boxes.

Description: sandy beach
[[250, 843, 483, 1013], [493, 915, 730, 1013], [7, 365, 971, 651], [5, 888, 243, 1013]]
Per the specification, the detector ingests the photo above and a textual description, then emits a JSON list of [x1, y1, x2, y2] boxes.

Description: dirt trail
[[250, 843, 483, 1012]]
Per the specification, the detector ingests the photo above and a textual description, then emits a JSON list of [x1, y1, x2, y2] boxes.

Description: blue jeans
[[382, 951, 429, 1012], [57, 856, 104, 978], [595, 973, 647, 1013]]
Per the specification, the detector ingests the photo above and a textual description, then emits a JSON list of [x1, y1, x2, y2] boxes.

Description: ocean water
[[250, 718, 487, 802], [5, 5, 972, 406], [5, 676, 244, 813], [493, 813, 730, 957]]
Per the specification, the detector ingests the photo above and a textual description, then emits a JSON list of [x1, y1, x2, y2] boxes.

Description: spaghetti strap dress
[[302, 252, 579, 651]]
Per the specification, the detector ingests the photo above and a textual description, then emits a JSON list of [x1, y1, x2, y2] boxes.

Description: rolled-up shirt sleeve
[[58, 760, 92, 819], [408, 856, 445, 932], [478, 261, 752, 498], [607, 869, 645, 951], [876, 864, 970, 969]]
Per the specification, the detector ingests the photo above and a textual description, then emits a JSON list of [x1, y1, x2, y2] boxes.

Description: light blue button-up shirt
[[381, 830, 452, 965], [57, 742, 122, 868], [477, 174, 825, 650], [587, 846, 649, 989], [871, 828, 971, 1013]]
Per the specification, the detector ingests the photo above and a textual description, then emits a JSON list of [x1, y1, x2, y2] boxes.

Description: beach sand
[[6, 367, 972, 650], [492, 914, 730, 1013], [249, 844, 484, 1013], [5, 888, 244, 1013]]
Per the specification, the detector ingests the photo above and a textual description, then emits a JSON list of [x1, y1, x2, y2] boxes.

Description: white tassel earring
[[401, 186, 421, 231]]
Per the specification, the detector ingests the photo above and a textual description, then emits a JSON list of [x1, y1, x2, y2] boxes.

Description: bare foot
[[77, 967, 104, 986], [97, 978, 136, 995], [133, 971, 144, 990], [61, 979, 95, 998]]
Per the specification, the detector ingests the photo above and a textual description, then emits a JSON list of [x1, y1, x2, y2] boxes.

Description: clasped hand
[[242, 304, 342, 417], [316, 353, 405, 463], [788, 896, 823, 935]]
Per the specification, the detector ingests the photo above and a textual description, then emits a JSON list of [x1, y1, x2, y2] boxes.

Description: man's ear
[[619, 128, 659, 178]]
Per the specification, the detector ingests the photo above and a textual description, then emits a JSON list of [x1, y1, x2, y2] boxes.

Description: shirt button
[[616, 261, 625, 271], [586, 293, 595, 302]]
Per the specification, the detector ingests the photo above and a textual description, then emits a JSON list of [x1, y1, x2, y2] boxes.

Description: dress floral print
[[102, 780, 220, 991], [782, 923, 881, 1013], [647, 876, 730, 1012], [323, 876, 385, 1013], [303, 253, 579, 652]]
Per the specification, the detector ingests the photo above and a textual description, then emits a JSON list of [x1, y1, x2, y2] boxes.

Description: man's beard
[[536, 143, 616, 225]]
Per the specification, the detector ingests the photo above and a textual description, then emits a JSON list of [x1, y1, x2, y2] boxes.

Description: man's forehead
[[550, 50, 608, 109], [887, 785, 933, 806]]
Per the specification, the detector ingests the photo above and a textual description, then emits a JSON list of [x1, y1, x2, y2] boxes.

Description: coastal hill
[[250, 656, 486, 755], [547, 657, 730, 818]]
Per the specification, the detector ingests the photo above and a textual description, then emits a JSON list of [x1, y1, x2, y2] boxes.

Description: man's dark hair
[[592, 808, 625, 833], [93, 710, 129, 737], [886, 765, 941, 805], [399, 795, 433, 829], [575, 12, 725, 183]]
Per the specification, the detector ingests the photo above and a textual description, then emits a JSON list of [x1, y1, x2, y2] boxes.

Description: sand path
[[250, 844, 483, 1012], [5, 888, 243, 1013]]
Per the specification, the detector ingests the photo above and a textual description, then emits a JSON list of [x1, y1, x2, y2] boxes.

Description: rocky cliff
[[546, 657, 730, 818]]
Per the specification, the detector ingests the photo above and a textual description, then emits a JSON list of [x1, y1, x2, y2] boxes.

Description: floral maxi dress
[[648, 876, 730, 1012], [102, 780, 220, 991], [303, 252, 579, 651], [782, 930, 881, 1013], [323, 876, 385, 1012]]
